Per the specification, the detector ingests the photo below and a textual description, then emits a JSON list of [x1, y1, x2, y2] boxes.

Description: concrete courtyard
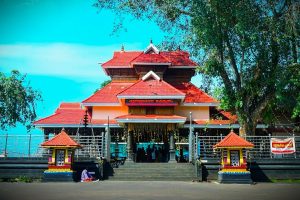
[[1, 181, 300, 200]]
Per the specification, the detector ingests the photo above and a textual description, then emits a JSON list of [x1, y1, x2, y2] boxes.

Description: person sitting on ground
[[81, 168, 93, 182]]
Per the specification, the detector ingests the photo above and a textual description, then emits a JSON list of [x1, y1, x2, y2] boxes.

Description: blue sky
[[0, 0, 201, 134]]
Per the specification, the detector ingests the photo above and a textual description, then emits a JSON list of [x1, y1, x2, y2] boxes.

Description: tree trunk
[[239, 120, 257, 137]]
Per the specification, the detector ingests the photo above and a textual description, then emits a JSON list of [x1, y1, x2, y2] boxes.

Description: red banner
[[270, 138, 296, 154]]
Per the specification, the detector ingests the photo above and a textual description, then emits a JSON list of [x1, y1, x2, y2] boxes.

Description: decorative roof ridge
[[116, 79, 143, 96], [127, 52, 144, 65], [142, 70, 161, 81], [117, 74, 186, 97], [144, 43, 159, 54], [130, 51, 170, 65]]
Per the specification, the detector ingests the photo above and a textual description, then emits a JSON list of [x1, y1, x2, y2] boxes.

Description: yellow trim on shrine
[[239, 149, 243, 165], [45, 169, 74, 172], [220, 168, 248, 172], [52, 149, 55, 163], [42, 146, 79, 148]]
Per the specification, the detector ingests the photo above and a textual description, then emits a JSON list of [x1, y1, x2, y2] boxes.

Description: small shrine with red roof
[[213, 130, 254, 183], [41, 129, 81, 181], [34, 42, 248, 163]]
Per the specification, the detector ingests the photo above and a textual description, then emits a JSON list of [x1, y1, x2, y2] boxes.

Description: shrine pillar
[[105, 127, 111, 162], [126, 128, 134, 162], [188, 112, 194, 162], [169, 131, 176, 163]]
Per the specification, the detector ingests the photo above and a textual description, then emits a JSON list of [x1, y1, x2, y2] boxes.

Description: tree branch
[[224, 31, 241, 90]]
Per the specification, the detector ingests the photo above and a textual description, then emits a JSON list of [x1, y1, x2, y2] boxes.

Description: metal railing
[[0, 134, 105, 158], [196, 135, 300, 160], [1, 134, 299, 160]]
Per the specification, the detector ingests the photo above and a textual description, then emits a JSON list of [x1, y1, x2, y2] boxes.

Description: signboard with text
[[270, 138, 296, 154]]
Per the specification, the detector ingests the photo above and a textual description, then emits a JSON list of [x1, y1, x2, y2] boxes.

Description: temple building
[[34, 42, 266, 162]]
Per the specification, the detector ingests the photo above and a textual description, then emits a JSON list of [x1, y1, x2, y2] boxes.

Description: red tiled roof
[[34, 103, 87, 125], [161, 51, 198, 66], [59, 103, 81, 109], [34, 103, 121, 126], [213, 131, 254, 149], [101, 50, 197, 68], [132, 53, 170, 64], [116, 114, 186, 120], [82, 81, 135, 103], [118, 79, 185, 98], [219, 111, 238, 121], [193, 120, 236, 125], [102, 51, 142, 67], [41, 129, 81, 148], [173, 82, 218, 103]]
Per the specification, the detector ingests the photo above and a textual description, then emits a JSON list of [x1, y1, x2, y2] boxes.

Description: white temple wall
[[92, 106, 128, 119], [174, 106, 209, 120]]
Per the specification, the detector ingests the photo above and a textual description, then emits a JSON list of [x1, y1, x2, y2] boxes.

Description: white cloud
[[0, 42, 142, 82]]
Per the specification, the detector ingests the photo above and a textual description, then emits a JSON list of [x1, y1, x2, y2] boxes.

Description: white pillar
[[105, 127, 111, 162], [189, 112, 193, 162], [195, 132, 199, 160], [169, 132, 176, 162]]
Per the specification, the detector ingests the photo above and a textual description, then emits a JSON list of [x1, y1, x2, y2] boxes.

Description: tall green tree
[[0, 70, 42, 131], [95, 0, 299, 135]]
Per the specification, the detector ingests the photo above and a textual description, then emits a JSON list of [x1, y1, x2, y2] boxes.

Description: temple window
[[230, 150, 240, 167], [55, 149, 65, 166]]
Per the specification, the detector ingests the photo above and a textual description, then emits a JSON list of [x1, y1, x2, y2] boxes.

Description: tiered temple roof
[[34, 43, 239, 128]]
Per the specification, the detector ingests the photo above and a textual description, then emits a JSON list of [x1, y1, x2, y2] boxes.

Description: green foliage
[[94, 79, 112, 93], [0, 70, 42, 131], [14, 176, 34, 183], [94, 0, 300, 134]]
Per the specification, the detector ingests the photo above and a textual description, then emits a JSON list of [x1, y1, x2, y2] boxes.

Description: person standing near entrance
[[152, 146, 156, 162], [146, 145, 152, 162]]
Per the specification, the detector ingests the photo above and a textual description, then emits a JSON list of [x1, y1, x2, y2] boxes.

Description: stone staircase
[[108, 162, 198, 181]]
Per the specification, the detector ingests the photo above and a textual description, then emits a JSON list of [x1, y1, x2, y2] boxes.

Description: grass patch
[[271, 179, 300, 183], [0, 176, 42, 183]]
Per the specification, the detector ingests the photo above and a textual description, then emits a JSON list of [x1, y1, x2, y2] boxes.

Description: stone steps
[[108, 162, 198, 181]]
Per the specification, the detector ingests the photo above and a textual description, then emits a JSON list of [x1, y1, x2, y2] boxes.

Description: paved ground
[[1, 181, 300, 200]]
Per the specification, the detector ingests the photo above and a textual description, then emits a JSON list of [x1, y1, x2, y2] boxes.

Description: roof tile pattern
[[41, 129, 81, 147], [102, 50, 197, 67], [161, 51, 197, 66], [118, 78, 185, 97], [193, 120, 236, 125], [132, 53, 170, 64], [102, 51, 142, 67], [83, 82, 135, 103], [213, 131, 254, 148], [34, 103, 119, 126], [173, 82, 218, 103], [34, 103, 87, 125]]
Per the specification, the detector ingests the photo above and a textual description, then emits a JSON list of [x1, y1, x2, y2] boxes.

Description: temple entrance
[[128, 123, 175, 163]]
